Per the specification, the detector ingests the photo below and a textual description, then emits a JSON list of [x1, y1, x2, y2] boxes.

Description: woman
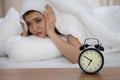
[[20, 0, 81, 63]]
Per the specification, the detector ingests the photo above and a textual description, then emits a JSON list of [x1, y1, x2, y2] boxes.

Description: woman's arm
[[45, 5, 81, 63], [48, 32, 81, 63]]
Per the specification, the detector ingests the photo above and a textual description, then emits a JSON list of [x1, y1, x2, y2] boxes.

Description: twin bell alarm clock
[[78, 38, 104, 74]]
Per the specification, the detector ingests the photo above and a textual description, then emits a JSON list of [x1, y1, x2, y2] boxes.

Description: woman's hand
[[20, 21, 28, 36], [44, 5, 56, 36]]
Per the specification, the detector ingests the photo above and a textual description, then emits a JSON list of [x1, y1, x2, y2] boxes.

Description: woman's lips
[[35, 32, 42, 36]]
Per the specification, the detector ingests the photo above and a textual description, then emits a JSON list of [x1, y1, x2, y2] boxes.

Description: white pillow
[[95, 6, 120, 33], [4, 36, 63, 61], [0, 7, 22, 43]]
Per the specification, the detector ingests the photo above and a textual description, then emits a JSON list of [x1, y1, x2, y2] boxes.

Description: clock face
[[78, 48, 104, 74]]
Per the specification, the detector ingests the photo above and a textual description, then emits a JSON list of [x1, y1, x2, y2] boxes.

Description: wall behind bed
[[0, 0, 23, 17], [0, 0, 120, 17]]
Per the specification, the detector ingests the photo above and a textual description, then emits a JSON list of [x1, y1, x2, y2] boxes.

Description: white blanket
[[47, 0, 120, 54]]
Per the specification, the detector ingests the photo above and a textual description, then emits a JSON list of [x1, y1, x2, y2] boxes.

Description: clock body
[[78, 48, 104, 74]]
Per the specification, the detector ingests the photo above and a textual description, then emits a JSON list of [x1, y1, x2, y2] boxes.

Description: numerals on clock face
[[79, 49, 103, 73]]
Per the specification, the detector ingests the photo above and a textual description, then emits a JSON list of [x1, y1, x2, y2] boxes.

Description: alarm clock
[[78, 38, 104, 74]]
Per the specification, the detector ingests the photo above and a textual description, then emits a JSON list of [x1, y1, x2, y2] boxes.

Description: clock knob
[[80, 44, 89, 50], [94, 44, 104, 51]]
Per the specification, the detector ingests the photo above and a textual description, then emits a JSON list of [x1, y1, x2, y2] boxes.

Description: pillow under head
[[4, 36, 63, 61]]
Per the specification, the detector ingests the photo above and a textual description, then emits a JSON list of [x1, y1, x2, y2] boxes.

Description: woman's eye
[[36, 19, 42, 23]]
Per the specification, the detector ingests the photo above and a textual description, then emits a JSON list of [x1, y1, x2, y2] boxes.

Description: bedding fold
[[47, 0, 120, 53]]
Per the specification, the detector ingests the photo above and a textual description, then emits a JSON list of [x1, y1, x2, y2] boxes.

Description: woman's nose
[[32, 24, 38, 31]]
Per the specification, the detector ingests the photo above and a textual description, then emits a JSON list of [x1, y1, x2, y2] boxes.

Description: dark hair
[[23, 10, 62, 36], [23, 10, 36, 35], [55, 28, 62, 35]]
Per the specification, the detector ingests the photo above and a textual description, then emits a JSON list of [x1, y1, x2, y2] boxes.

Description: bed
[[0, 5, 120, 68], [0, 53, 120, 68]]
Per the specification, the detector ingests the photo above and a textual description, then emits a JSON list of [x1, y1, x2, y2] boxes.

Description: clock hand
[[83, 56, 93, 67], [87, 59, 92, 67], [83, 56, 92, 61]]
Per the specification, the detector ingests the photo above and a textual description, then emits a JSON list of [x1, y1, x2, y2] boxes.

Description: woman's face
[[24, 11, 46, 37]]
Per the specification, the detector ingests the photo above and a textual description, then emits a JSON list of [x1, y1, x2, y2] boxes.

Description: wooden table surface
[[0, 67, 120, 80]]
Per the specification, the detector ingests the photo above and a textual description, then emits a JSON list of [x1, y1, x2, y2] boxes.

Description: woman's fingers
[[20, 22, 24, 28], [44, 4, 56, 35], [20, 22, 26, 32], [45, 5, 55, 21], [20, 21, 28, 36]]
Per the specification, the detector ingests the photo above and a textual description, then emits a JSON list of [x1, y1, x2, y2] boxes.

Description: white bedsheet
[[0, 53, 120, 68], [0, 56, 78, 68]]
